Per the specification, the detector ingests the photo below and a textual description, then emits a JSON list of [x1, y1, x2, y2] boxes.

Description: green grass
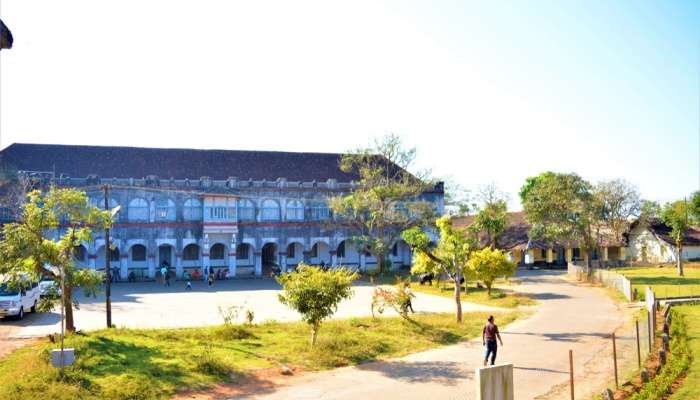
[[0, 311, 521, 400], [669, 304, 700, 400], [617, 264, 700, 299], [410, 281, 537, 308]]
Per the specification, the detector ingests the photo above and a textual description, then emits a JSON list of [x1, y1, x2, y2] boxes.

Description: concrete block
[[641, 368, 649, 383], [475, 363, 514, 400], [50, 348, 75, 367]]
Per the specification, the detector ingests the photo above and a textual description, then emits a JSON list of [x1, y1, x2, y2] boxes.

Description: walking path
[[248, 271, 624, 400]]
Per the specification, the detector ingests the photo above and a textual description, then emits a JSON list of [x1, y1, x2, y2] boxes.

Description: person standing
[[160, 265, 169, 287], [482, 315, 503, 366]]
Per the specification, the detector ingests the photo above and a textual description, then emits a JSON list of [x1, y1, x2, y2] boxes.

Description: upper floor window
[[286, 200, 304, 221], [309, 202, 330, 220], [128, 198, 149, 221], [238, 199, 255, 221], [155, 199, 176, 221], [183, 199, 202, 221], [261, 199, 280, 221]]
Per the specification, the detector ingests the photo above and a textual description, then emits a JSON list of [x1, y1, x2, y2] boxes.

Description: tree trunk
[[310, 321, 320, 346], [585, 246, 593, 276], [376, 251, 385, 275], [487, 282, 492, 296], [677, 241, 684, 277], [64, 285, 75, 332], [454, 272, 462, 323]]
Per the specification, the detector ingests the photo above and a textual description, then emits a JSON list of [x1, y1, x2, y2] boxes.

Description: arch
[[130, 244, 147, 262], [390, 239, 412, 267], [309, 201, 330, 220], [183, 198, 202, 221], [236, 243, 254, 266], [260, 199, 280, 221], [90, 197, 119, 211], [310, 241, 331, 265], [286, 200, 304, 221], [73, 244, 87, 262], [238, 199, 256, 221], [286, 242, 304, 266], [337, 240, 360, 266], [158, 244, 174, 267], [262, 242, 278, 274], [96, 245, 121, 270], [128, 198, 149, 221], [155, 198, 176, 221], [210, 243, 226, 260], [183, 243, 200, 261]]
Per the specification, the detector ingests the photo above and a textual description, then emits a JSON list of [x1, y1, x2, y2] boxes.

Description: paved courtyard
[[1, 278, 504, 337]]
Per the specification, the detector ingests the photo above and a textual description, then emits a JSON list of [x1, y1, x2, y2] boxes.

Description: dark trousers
[[484, 340, 498, 365]]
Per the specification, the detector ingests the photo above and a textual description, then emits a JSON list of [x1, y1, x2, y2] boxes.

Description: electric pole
[[103, 184, 112, 328]]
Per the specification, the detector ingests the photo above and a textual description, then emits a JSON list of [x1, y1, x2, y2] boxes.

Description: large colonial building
[[0, 143, 445, 280]]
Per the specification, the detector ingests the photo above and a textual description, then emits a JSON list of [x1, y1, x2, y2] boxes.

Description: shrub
[[193, 348, 235, 378]]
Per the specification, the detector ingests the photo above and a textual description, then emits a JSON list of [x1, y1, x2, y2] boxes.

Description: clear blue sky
[[0, 0, 698, 209]]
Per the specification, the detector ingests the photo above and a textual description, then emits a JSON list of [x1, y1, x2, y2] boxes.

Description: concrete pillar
[[360, 253, 367, 271], [603, 247, 609, 262], [228, 250, 237, 277], [279, 252, 287, 272], [303, 250, 311, 265], [565, 248, 573, 263], [254, 251, 262, 276], [202, 236, 210, 279], [619, 247, 626, 261], [147, 254, 156, 278], [546, 248, 553, 264], [88, 254, 96, 268], [120, 254, 128, 280], [582, 248, 588, 262], [175, 253, 183, 278], [330, 250, 337, 267], [525, 249, 534, 264]]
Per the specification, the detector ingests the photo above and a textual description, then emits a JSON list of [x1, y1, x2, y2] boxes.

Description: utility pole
[[103, 184, 112, 328]]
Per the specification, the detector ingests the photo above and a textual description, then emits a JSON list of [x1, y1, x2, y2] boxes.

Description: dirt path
[[226, 271, 625, 400], [0, 322, 34, 359]]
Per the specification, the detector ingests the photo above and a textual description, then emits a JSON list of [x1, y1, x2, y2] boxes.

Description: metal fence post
[[569, 349, 574, 400], [635, 320, 641, 368], [612, 332, 619, 389]]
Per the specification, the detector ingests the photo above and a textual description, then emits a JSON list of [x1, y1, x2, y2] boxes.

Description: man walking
[[482, 315, 503, 366]]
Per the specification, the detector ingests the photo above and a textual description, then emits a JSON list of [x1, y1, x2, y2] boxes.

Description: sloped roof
[[0, 143, 362, 182], [640, 219, 700, 247]]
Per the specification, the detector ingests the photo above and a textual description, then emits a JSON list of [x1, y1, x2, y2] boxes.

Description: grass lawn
[[410, 281, 537, 308], [0, 311, 521, 400], [616, 264, 700, 299], [670, 304, 700, 400]]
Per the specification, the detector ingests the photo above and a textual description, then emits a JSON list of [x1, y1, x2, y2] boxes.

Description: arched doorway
[[262, 243, 278, 275], [158, 244, 173, 268]]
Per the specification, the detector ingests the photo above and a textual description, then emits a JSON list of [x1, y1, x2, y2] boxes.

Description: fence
[[567, 262, 633, 301]]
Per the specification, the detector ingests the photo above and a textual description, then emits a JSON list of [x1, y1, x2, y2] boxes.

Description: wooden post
[[103, 184, 112, 328], [635, 320, 641, 368], [569, 349, 574, 400], [648, 309, 653, 352], [612, 332, 619, 389]]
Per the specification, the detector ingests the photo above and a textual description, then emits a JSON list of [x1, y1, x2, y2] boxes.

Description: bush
[[193, 349, 235, 378]]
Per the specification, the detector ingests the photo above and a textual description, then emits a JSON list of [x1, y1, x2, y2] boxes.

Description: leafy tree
[[276, 264, 358, 346], [467, 247, 516, 295], [595, 179, 641, 244], [471, 185, 508, 248], [690, 191, 700, 224], [403, 216, 477, 322], [329, 134, 437, 274], [442, 178, 473, 217], [521, 172, 600, 271], [661, 200, 690, 277], [640, 199, 661, 225], [0, 188, 112, 331], [518, 171, 555, 206]]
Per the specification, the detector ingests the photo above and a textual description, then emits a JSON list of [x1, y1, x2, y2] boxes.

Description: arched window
[[183, 198, 202, 221], [337, 241, 346, 258], [128, 198, 149, 221], [155, 198, 176, 221], [261, 199, 280, 221], [309, 202, 330, 220], [210, 243, 225, 260], [183, 244, 200, 261], [73, 245, 87, 262], [286, 200, 304, 221], [131, 244, 146, 261], [238, 199, 255, 221], [90, 197, 119, 210], [236, 243, 251, 260]]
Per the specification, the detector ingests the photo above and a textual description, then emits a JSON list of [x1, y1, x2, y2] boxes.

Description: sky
[[0, 0, 698, 210]]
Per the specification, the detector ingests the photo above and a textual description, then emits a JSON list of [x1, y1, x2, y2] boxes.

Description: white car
[[0, 280, 41, 320], [38, 278, 60, 298]]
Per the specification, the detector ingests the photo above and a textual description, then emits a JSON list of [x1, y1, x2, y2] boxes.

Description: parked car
[[0, 278, 41, 320], [38, 277, 61, 298]]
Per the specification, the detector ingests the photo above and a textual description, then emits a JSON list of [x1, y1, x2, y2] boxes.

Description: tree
[[403, 216, 477, 322], [518, 171, 555, 206], [0, 188, 112, 331], [640, 199, 661, 225], [329, 134, 437, 274], [521, 172, 600, 271], [442, 178, 473, 217], [661, 200, 690, 277], [276, 264, 358, 346], [595, 179, 641, 244], [467, 247, 516, 295], [690, 191, 700, 224], [471, 185, 508, 248]]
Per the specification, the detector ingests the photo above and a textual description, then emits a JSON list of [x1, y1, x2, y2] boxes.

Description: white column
[[120, 253, 128, 280], [147, 253, 156, 278], [89, 253, 96, 268], [546, 248, 553, 264], [280, 253, 287, 272], [525, 249, 535, 264], [202, 235, 210, 279], [603, 247, 609, 262], [360, 253, 367, 271], [175, 253, 183, 279], [619, 247, 626, 261], [228, 248, 237, 278], [331, 251, 337, 267], [565, 248, 573, 263], [254, 252, 262, 276]]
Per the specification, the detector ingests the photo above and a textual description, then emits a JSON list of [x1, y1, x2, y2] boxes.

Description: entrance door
[[159, 245, 173, 267]]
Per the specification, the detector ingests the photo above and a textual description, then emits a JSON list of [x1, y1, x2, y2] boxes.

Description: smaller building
[[626, 219, 700, 263], [452, 212, 626, 267]]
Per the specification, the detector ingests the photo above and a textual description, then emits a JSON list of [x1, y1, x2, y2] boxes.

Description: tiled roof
[[644, 219, 700, 247], [0, 143, 363, 182]]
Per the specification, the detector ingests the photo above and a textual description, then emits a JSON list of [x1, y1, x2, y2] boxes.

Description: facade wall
[[627, 224, 675, 263]]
